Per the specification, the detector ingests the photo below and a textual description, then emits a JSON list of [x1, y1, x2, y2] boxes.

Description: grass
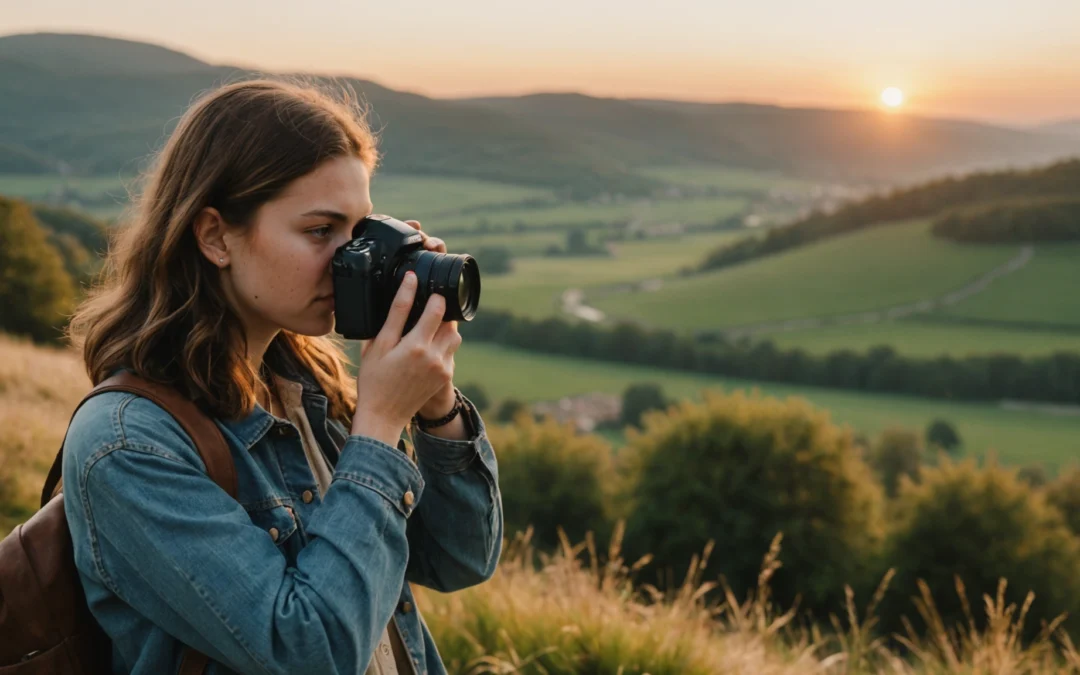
[[591, 219, 1020, 331], [478, 231, 742, 318], [418, 524, 1080, 674], [639, 165, 818, 195], [943, 245, 1080, 327], [765, 319, 1080, 358], [0, 333, 90, 534], [455, 342, 1080, 471], [368, 174, 557, 220]]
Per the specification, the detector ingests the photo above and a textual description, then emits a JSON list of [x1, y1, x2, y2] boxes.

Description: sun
[[881, 87, 904, 108]]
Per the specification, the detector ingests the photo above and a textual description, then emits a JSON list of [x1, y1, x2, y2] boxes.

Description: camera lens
[[400, 251, 480, 322]]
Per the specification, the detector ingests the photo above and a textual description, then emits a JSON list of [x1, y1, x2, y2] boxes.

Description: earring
[[219, 257, 225, 264]]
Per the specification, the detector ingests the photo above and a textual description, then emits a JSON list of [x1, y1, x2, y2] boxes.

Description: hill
[[1, 32, 1077, 196]]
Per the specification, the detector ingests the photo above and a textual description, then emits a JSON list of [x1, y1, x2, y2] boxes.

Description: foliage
[[619, 382, 669, 428], [870, 428, 923, 499], [620, 390, 885, 616], [933, 197, 1080, 243], [458, 382, 491, 412], [881, 458, 1080, 640], [486, 416, 615, 553], [1045, 466, 1080, 537], [0, 196, 76, 342], [925, 419, 962, 455]]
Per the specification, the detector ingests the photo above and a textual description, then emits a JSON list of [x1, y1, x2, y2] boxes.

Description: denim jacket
[[60, 352, 503, 675]]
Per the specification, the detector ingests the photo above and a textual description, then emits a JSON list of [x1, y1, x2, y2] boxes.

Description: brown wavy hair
[[68, 78, 380, 423]]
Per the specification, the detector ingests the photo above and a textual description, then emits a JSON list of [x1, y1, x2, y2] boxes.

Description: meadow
[[455, 342, 1080, 471], [590, 219, 1021, 330]]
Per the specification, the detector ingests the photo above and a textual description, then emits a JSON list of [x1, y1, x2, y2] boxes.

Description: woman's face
[[222, 155, 373, 339]]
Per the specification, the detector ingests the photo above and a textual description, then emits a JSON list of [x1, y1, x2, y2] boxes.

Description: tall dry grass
[[0, 333, 90, 533], [416, 525, 1080, 674]]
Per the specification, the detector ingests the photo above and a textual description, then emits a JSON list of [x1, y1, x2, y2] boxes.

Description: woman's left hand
[[404, 220, 458, 419]]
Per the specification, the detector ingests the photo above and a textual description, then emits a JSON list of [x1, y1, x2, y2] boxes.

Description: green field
[[766, 319, 1080, 357], [943, 245, 1080, 327], [639, 165, 818, 195], [591, 219, 1019, 330], [456, 342, 1080, 471], [479, 231, 742, 318]]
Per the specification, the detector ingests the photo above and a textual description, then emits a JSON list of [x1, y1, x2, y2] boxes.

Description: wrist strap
[[414, 389, 465, 430]]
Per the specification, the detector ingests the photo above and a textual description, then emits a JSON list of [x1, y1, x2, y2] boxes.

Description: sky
[[4, 0, 1080, 125]]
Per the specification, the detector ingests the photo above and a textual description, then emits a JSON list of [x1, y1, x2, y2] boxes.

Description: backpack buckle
[[20, 649, 43, 662]]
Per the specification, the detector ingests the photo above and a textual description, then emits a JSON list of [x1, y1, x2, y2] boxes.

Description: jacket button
[[269, 527, 280, 542], [302, 490, 314, 504], [400, 601, 413, 613], [403, 490, 415, 507]]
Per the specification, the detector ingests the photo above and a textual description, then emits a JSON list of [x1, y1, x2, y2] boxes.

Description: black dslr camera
[[331, 214, 481, 340]]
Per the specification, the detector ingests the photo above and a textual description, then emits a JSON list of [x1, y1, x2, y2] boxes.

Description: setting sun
[[881, 87, 904, 108]]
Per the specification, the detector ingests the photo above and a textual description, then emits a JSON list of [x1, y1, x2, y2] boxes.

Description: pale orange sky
[[5, 0, 1080, 124]]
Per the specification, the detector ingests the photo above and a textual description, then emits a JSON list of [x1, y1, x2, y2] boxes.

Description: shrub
[[486, 416, 615, 552], [0, 197, 76, 342], [1045, 466, 1080, 537], [925, 418, 962, 455], [881, 458, 1080, 639], [458, 382, 490, 412], [870, 428, 923, 498], [619, 382, 669, 428], [621, 390, 885, 615]]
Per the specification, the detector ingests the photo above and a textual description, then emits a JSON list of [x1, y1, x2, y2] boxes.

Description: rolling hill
[[2, 32, 1078, 197]]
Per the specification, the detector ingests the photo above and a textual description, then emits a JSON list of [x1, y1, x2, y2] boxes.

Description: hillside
[[2, 32, 1078, 195]]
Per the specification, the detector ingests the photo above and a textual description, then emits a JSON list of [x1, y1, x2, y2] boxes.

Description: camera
[[331, 214, 481, 340]]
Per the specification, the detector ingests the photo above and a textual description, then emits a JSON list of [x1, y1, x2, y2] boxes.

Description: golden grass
[[0, 333, 89, 533], [416, 525, 1080, 674]]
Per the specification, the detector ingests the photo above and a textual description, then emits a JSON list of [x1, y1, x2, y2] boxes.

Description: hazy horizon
[[4, 0, 1080, 126]]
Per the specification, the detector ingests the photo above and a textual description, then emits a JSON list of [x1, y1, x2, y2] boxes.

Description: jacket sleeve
[[404, 396, 503, 592], [69, 397, 425, 675]]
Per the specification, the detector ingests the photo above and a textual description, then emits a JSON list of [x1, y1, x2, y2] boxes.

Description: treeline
[[460, 310, 1080, 404], [697, 158, 1080, 273], [0, 195, 107, 342], [933, 196, 1080, 243]]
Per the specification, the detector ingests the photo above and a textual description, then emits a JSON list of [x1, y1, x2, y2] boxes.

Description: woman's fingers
[[374, 272, 418, 348], [404, 219, 447, 253]]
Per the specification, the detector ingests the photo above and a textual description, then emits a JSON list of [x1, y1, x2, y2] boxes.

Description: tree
[[925, 419, 962, 455], [870, 428, 923, 498], [495, 398, 528, 423], [621, 390, 885, 615], [619, 382, 669, 428], [473, 246, 513, 275], [1045, 466, 1080, 536], [487, 416, 614, 552], [0, 197, 76, 342], [457, 382, 490, 412], [881, 458, 1080, 640]]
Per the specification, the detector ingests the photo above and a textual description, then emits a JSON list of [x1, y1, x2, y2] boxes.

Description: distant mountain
[[1039, 119, 1080, 138], [1, 32, 1078, 197]]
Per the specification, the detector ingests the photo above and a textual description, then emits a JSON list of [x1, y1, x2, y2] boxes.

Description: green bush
[[458, 382, 491, 412], [487, 416, 615, 553], [621, 390, 885, 615], [1045, 466, 1080, 537], [870, 428, 923, 498], [925, 419, 961, 455], [620, 382, 669, 429], [881, 458, 1080, 639], [0, 196, 76, 342]]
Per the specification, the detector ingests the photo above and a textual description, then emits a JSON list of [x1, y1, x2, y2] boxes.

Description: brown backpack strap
[[41, 371, 238, 675], [41, 371, 238, 507]]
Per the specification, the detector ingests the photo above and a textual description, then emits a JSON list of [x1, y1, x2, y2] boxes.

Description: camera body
[[331, 214, 480, 340]]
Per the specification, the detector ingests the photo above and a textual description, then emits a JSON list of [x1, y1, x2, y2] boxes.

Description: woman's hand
[[403, 220, 459, 421], [351, 269, 463, 448]]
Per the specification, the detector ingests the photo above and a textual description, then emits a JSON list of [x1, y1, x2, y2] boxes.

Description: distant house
[[531, 393, 622, 433]]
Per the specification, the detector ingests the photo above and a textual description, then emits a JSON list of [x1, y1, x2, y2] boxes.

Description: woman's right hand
[[350, 271, 461, 447]]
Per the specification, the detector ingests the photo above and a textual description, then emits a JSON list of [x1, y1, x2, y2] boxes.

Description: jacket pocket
[[245, 503, 302, 565]]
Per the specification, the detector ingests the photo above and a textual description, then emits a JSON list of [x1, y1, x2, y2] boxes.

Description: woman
[[62, 78, 503, 674]]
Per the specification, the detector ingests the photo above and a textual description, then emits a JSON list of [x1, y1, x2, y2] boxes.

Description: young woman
[[62, 79, 503, 674]]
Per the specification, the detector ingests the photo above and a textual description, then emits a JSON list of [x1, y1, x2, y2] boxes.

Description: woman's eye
[[308, 225, 332, 239]]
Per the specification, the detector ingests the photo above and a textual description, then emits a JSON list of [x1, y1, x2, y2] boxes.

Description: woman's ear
[[193, 207, 230, 268]]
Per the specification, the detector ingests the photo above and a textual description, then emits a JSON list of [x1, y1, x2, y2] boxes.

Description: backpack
[[0, 372, 238, 674]]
